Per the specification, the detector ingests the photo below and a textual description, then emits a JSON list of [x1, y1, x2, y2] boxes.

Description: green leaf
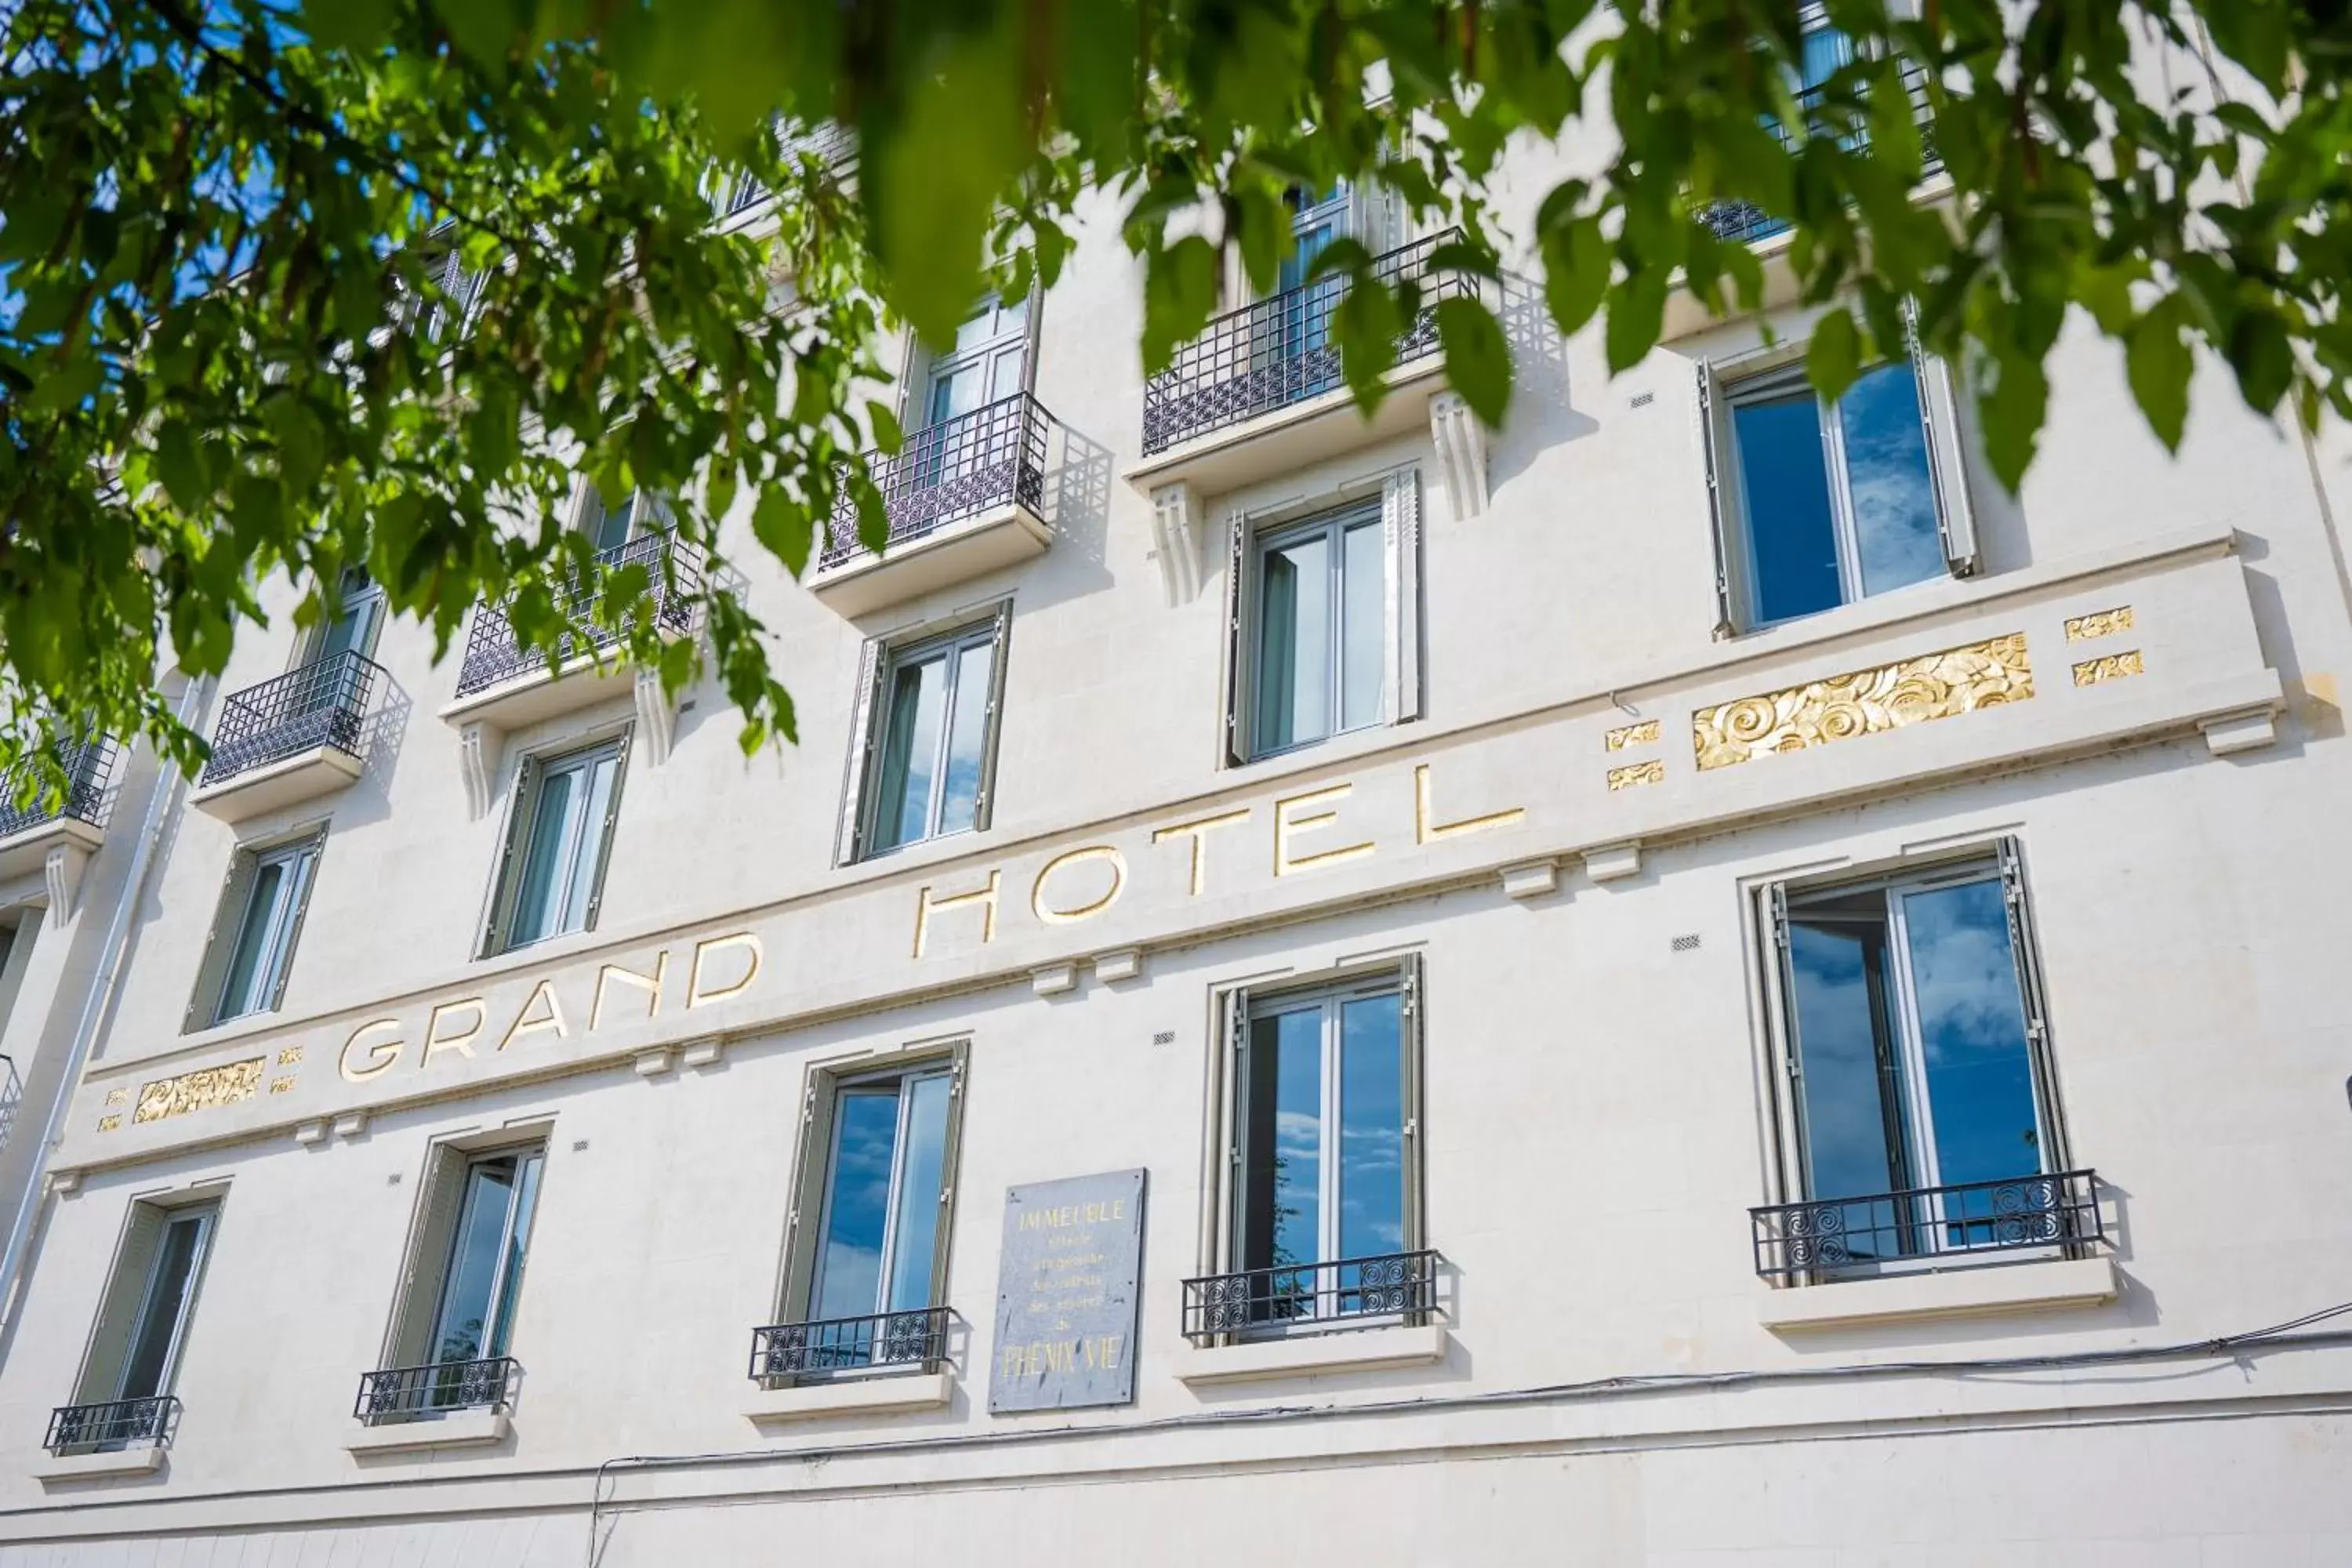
[[1603, 270, 1665, 375], [866, 398, 904, 457], [1140, 236, 1221, 376], [1540, 215, 1610, 337], [753, 484, 816, 578], [2126, 301, 2193, 451], [155, 421, 207, 511], [1806, 310, 1863, 405], [1434, 297, 1512, 426], [303, 0, 395, 52]]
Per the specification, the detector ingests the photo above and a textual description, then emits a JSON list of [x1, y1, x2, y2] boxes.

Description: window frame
[[381, 1133, 550, 1382], [72, 1191, 225, 1427], [903, 292, 1037, 437], [183, 827, 326, 1033], [835, 605, 1011, 867], [861, 621, 1004, 856], [482, 734, 629, 956]]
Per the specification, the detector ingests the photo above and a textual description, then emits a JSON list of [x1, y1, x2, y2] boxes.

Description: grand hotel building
[[0, 53, 2349, 1566]]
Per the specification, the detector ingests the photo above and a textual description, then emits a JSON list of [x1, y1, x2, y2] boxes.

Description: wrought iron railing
[[200, 651, 383, 787], [715, 120, 859, 217], [45, 1395, 179, 1454], [453, 532, 704, 697], [354, 1356, 517, 1425], [820, 392, 1057, 571], [749, 1307, 954, 1385], [1697, 58, 1940, 245], [1141, 230, 1474, 455], [0, 735, 115, 839], [1751, 1168, 2103, 1281], [0, 1054, 19, 1155], [1181, 1249, 1441, 1342]]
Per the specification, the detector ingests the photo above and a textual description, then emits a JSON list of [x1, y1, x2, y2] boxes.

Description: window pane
[[1338, 993, 1405, 1259], [590, 490, 637, 553], [873, 655, 947, 851], [1788, 894, 1916, 1214], [884, 1073, 953, 1312], [484, 1152, 543, 1359], [989, 345, 1026, 404], [1900, 879, 2041, 1189], [216, 859, 288, 1022], [508, 766, 580, 946], [1733, 387, 1845, 625], [118, 1214, 206, 1399], [1799, 23, 1853, 90], [951, 303, 999, 355], [937, 641, 993, 837], [1340, 519, 1384, 732], [1254, 531, 1331, 753], [1838, 361, 1944, 597], [433, 1162, 517, 1364], [926, 361, 985, 428], [1240, 1007, 1324, 1273], [813, 1089, 903, 1319], [555, 753, 618, 935]]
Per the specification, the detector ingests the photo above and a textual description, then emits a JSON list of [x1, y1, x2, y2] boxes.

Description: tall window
[[837, 608, 1010, 865], [184, 831, 323, 1031], [1219, 964, 1425, 1330], [426, 1150, 543, 1370], [579, 485, 669, 554], [376, 1142, 545, 1418], [63, 1200, 219, 1450], [920, 296, 1029, 432], [1700, 336, 1976, 636], [1225, 473, 1421, 766], [1768, 844, 2069, 1265], [308, 568, 383, 664], [486, 739, 624, 953]]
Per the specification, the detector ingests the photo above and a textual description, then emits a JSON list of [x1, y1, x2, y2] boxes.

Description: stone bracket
[[2199, 704, 2279, 757], [1092, 948, 1144, 984], [457, 720, 503, 824], [42, 842, 87, 930], [1583, 842, 1642, 884], [1500, 858, 1559, 900], [1429, 391, 1490, 521], [634, 668, 680, 768], [1032, 962, 1079, 997], [1149, 482, 1206, 608]]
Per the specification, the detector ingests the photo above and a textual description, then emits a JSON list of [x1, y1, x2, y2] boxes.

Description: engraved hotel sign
[[989, 1169, 1145, 1414]]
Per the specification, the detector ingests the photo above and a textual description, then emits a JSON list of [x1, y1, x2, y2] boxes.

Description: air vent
[[1671, 933, 1702, 953]]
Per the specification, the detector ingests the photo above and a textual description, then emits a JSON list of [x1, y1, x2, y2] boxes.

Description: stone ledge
[[34, 1445, 166, 1483], [743, 1368, 956, 1424], [1757, 1255, 2120, 1332], [341, 1408, 510, 1456], [1173, 1322, 1450, 1386]]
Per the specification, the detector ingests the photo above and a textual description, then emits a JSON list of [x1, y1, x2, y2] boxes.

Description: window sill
[[341, 1407, 510, 1456], [743, 1367, 956, 1424], [188, 744, 363, 825], [808, 502, 1050, 619], [34, 1445, 165, 1483], [1757, 1255, 2118, 1333], [1173, 1321, 1450, 1386], [1123, 357, 1446, 501]]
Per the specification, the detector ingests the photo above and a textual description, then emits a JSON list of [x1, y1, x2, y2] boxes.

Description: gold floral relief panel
[[2065, 605, 2135, 642], [2072, 650, 2144, 686], [1604, 719, 1661, 752], [130, 1058, 265, 1127], [1607, 759, 1666, 790], [1692, 633, 2035, 771]]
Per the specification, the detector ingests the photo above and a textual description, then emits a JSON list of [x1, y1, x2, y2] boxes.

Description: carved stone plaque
[[989, 1168, 1145, 1414]]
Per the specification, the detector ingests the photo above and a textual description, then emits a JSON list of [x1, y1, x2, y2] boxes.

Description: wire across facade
[[1140, 230, 1472, 456], [353, 1356, 517, 1425], [820, 392, 1058, 571], [45, 1395, 180, 1454], [1181, 1250, 1442, 1341], [748, 1307, 954, 1385], [1751, 1169, 2103, 1281], [0, 735, 116, 840], [453, 532, 704, 698], [201, 651, 384, 786], [1697, 59, 1940, 245]]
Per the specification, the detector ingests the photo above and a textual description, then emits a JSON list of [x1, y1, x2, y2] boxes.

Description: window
[[1698, 330, 1977, 636], [60, 1200, 219, 1450], [770, 1047, 968, 1377], [374, 1142, 543, 1417], [1222, 471, 1421, 766], [836, 607, 1010, 865], [578, 484, 670, 554], [485, 738, 625, 954], [916, 296, 1029, 433], [308, 568, 383, 664], [184, 831, 323, 1031], [1203, 961, 1428, 1334], [1761, 841, 2083, 1272]]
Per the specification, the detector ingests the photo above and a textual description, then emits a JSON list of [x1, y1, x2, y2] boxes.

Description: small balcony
[[0, 736, 117, 883], [1181, 1249, 1443, 1342], [810, 393, 1060, 617], [714, 120, 858, 219], [190, 652, 383, 824], [45, 1395, 178, 1457], [345, 1356, 517, 1454], [1751, 1169, 2103, 1283], [1129, 230, 1479, 495], [1696, 59, 1940, 247], [743, 1307, 958, 1421], [440, 532, 702, 734]]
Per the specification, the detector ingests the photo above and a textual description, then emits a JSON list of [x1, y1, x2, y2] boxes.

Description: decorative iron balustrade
[[200, 651, 383, 787], [1697, 58, 1940, 245], [1181, 1249, 1441, 1342], [819, 393, 1057, 571], [749, 1307, 953, 1385], [45, 1395, 179, 1454], [354, 1356, 517, 1425], [1751, 1168, 2103, 1282], [0, 735, 115, 839], [452, 532, 704, 698], [1140, 230, 1474, 456], [0, 1054, 18, 1156], [716, 120, 860, 217]]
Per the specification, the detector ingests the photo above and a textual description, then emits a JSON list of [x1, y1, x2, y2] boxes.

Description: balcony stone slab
[[1173, 1323, 1450, 1386], [189, 744, 363, 825], [1123, 358, 1449, 502], [809, 502, 1051, 619], [1758, 1256, 2121, 1332], [341, 1408, 510, 1456], [742, 1368, 955, 1424], [0, 815, 103, 885], [34, 1445, 166, 1483]]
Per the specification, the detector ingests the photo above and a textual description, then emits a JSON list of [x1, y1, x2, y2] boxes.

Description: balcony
[[344, 1356, 517, 1454], [1696, 59, 1940, 246], [809, 393, 1059, 617], [1752, 1169, 2103, 1282], [742, 1308, 957, 1421], [190, 652, 383, 824], [0, 736, 117, 884], [714, 120, 858, 219], [1174, 1250, 1450, 1385], [45, 1395, 178, 1460], [440, 532, 702, 735], [1128, 230, 1479, 497]]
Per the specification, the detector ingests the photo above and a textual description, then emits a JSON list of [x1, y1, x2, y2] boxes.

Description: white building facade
[[2, 66, 2351, 1566]]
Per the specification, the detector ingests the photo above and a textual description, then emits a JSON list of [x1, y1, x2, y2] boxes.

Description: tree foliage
[[3, 0, 2345, 796]]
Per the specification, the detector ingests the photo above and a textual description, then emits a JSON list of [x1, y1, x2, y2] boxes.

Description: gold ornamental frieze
[[132, 1057, 266, 1125], [1692, 633, 2036, 771]]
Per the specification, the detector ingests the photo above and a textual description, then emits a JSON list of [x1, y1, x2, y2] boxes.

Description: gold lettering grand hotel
[[0, 42, 2347, 1565]]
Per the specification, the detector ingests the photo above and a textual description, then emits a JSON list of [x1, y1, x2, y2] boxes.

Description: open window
[[1698, 321, 1976, 637], [1221, 471, 1421, 766], [576, 482, 672, 555], [55, 1197, 220, 1453], [760, 1044, 968, 1383], [184, 829, 324, 1031], [909, 296, 1032, 436], [482, 735, 626, 955], [835, 605, 1011, 865], [365, 1140, 544, 1422]]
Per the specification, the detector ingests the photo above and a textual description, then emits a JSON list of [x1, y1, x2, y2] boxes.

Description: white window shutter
[[834, 637, 885, 865], [972, 601, 1014, 830], [390, 1148, 468, 1370], [1997, 836, 2070, 1170], [1696, 358, 1738, 640], [183, 852, 259, 1033], [1219, 506, 1250, 768], [1381, 468, 1423, 724], [77, 1205, 169, 1403], [1904, 303, 1980, 579], [263, 837, 325, 1013]]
